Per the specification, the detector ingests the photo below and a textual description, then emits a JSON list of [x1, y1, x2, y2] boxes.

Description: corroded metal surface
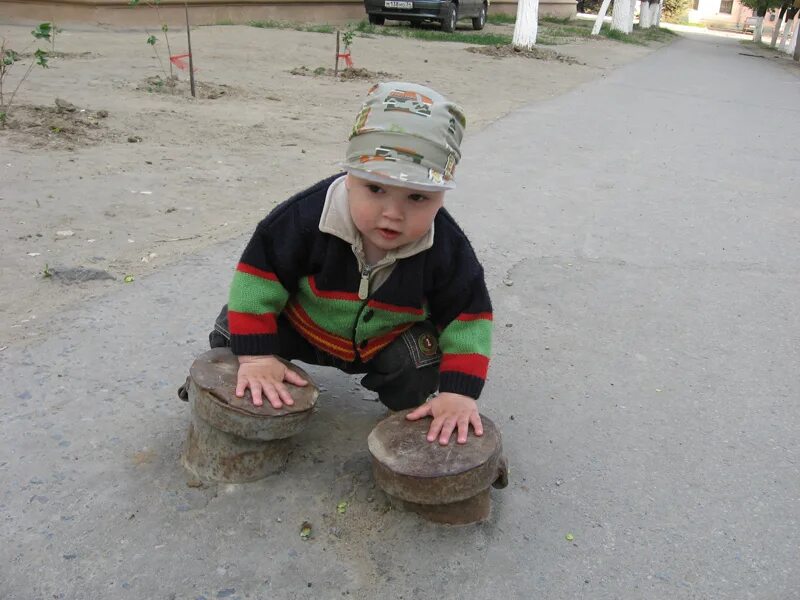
[[368, 410, 508, 523], [190, 348, 318, 441], [387, 489, 492, 525], [368, 410, 507, 505], [181, 412, 292, 483], [180, 348, 319, 482]]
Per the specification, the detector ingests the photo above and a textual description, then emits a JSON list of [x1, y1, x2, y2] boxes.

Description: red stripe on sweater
[[309, 275, 361, 302], [236, 262, 278, 281], [359, 323, 415, 361], [284, 303, 355, 358], [368, 299, 425, 316], [440, 353, 490, 379], [228, 310, 278, 335], [457, 312, 493, 322]]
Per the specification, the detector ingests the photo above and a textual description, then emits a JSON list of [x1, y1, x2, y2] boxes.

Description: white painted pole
[[629, 0, 638, 31], [753, 16, 764, 43], [592, 0, 613, 34], [795, 21, 800, 60], [611, 0, 632, 33], [778, 16, 792, 51], [786, 14, 800, 54], [770, 11, 784, 47], [640, 1, 652, 28], [654, 0, 662, 26], [512, 0, 539, 49]]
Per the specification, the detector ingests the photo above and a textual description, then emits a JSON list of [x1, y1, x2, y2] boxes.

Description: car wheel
[[368, 14, 385, 25], [440, 3, 457, 32], [472, 3, 486, 30]]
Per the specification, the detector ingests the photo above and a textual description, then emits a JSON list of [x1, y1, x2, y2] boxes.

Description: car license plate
[[384, 0, 412, 8]]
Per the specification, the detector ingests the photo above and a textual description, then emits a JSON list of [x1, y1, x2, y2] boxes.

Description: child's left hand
[[406, 392, 484, 445]]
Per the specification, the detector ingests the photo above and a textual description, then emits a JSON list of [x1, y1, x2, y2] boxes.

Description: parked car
[[742, 16, 758, 34], [363, 0, 489, 32]]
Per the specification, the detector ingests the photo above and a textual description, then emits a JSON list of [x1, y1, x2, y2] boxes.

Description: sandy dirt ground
[[0, 20, 667, 346]]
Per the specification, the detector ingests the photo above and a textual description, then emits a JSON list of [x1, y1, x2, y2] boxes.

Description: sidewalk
[[2, 30, 799, 599]]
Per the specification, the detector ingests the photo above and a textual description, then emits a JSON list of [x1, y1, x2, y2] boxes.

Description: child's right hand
[[236, 355, 308, 409]]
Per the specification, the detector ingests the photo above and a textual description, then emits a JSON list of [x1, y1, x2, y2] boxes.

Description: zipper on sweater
[[357, 265, 372, 300]]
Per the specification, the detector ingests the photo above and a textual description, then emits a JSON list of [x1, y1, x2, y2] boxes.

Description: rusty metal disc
[[188, 348, 319, 441], [190, 348, 318, 414], [368, 409, 507, 505]]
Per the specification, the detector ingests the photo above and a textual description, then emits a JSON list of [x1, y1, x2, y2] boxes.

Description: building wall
[[0, 0, 576, 26], [687, 0, 752, 29]]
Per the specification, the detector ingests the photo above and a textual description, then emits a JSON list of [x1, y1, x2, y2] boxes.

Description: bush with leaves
[[1, 23, 51, 127], [129, 0, 174, 79], [662, 0, 692, 21], [738, 0, 783, 16]]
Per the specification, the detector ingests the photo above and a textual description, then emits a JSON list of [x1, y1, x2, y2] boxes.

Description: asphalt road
[[2, 31, 799, 599]]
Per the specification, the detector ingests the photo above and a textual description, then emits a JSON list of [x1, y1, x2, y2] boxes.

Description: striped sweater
[[228, 174, 493, 399]]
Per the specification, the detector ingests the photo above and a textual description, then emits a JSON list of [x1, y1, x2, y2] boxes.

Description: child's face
[[346, 174, 444, 257]]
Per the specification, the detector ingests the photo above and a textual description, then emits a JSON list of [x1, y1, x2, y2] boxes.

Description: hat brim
[[340, 161, 455, 192]]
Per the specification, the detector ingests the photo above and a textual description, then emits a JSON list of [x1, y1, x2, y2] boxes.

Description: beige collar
[[318, 175, 435, 264]]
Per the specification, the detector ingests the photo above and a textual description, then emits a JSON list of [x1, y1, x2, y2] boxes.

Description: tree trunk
[[650, 2, 661, 27], [629, 0, 637, 30], [786, 11, 800, 54], [512, 0, 539, 49], [770, 12, 785, 47], [753, 16, 764, 43], [611, 0, 632, 32], [795, 22, 800, 60], [592, 0, 613, 34], [779, 17, 792, 50], [640, 0, 651, 28]]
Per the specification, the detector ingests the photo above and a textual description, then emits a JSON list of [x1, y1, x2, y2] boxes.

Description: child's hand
[[406, 392, 484, 445], [236, 355, 307, 409]]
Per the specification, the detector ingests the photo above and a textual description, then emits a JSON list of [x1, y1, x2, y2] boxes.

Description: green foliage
[[341, 27, 355, 50], [662, 0, 692, 21], [32, 23, 53, 40], [576, 0, 606, 14], [3, 49, 19, 65], [0, 24, 52, 125], [34, 49, 49, 67], [129, 0, 174, 78], [738, 0, 783, 14], [486, 13, 517, 24]]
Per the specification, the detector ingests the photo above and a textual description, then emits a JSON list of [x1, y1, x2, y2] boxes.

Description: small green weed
[[486, 13, 517, 25], [1, 23, 51, 127], [601, 27, 645, 44], [250, 20, 334, 34]]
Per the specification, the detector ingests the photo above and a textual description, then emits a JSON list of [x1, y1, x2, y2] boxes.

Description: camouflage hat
[[343, 82, 466, 191]]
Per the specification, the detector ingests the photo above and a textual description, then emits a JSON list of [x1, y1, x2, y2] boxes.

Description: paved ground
[[2, 31, 799, 600]]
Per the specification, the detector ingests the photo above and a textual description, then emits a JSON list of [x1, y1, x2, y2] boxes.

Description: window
[[719, 0, 733, 13], [692, 0, 700, 9]]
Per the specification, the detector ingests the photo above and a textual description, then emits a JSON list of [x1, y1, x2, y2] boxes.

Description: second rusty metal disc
[[368, 409, 508, 506]]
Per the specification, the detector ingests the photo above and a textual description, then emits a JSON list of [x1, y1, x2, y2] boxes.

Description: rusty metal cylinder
[[180, 348, 319, 483], [368, 410, 508, 525]]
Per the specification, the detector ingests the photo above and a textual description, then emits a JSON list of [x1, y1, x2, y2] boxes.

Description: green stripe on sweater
[[439, 318, 493, 357], [229, 271, 289, 314], [295, 279, 361, 334]]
